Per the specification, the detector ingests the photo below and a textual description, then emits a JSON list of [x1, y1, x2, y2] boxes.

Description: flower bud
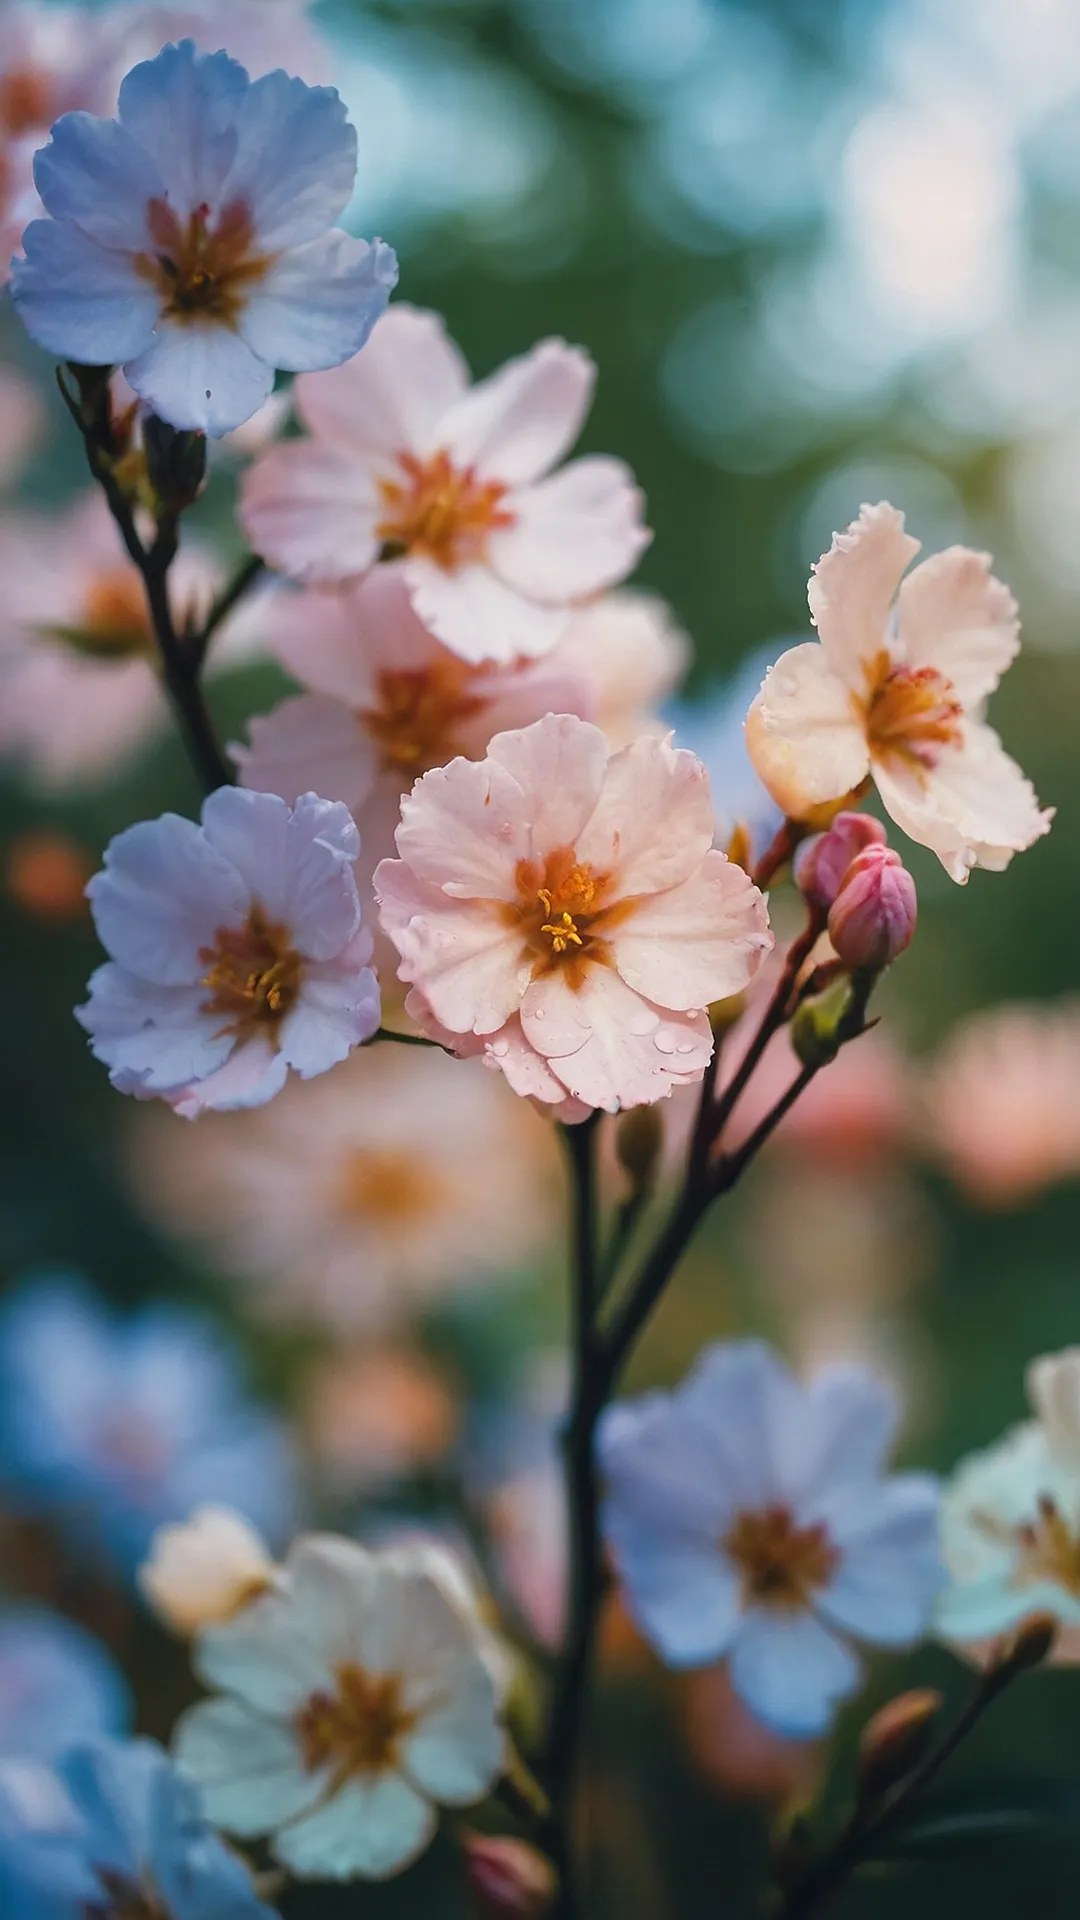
[[794, 812, 888, 912], [827, 846, 916, 972], [791, 974, 856, 1069], [138, 1506, 275, 1636], [462, 1833, 556, 1920], [857, 1689, 942, 1804], [142, 411, 208, 513], [993, 1610, 1058, 1676]]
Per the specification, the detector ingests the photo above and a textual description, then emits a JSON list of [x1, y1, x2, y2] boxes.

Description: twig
[[371, 1025, 442, 1049], [194, 553, 266, 663]]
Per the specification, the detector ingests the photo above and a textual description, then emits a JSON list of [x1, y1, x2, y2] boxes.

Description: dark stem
[[194, 552, 266, 663], [752, 817, 805, 891], [708, 911, 824, 1150], [371, 1025, 442, 1049]]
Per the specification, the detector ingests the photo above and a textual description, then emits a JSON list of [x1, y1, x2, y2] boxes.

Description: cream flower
[[375, 713, 772, 1114], [173, 1534, 505, 1881], [745, 502, 1052, 882], [139, 1506, 276, 1637], [922, 999, 1080, 1208], [240, 303, 650, 664], [126, 1043, 554, 1330]]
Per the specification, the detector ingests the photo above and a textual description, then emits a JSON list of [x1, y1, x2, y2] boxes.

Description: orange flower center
[[138, 197, 275, 327], [376, 449, 514, 571], [295, 1663, 416, 1783], [338, 1148, 443, 1223], [862, 648, 962, 774], [724, 1504, 840, 1609], [200, 908, 303, 1039], [976, 1493, 1080, 1598], [0, 66, 54, 137], [359, 661, 488, 774], [79, 567, 153, 656]]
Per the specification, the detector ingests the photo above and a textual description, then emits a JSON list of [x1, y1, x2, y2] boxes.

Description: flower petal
[[168, 1038, 289, 1117], [33, 112, 161, 247], [873, 721, 1053, 883], [173, 1698, 319, 1836], [76, 966, 233, 1090], [262, 586, 380, 703], [125, 324, 274, 439], [376, 861, 529, 1036], [440, 337, 595, 486], [785, 1365, 900, 1509], [117, 41, 250, 218], [295, 303, 471, 455], [520, 967, 712, 1110], [486, 712, 609, 861], [240, 231, 396, 375], [897, 547, 1020, 706], [240, 440, 381, 583], [219, 68, 358, 246], [392, 753, 531, 897], [814, 1474, 944, 1647], [86, 811, 250, 984], [279, 960, 380, 1075], [745, 643, 871, 817], [728, 1608, 860, 1737], [404, 559, 567, 666], [234, 694, 377, 815], [489, 457, 650, 602], [199, 787, 360, 957], [609, 851, 771, 1010], [808, 501, 921, 689], [11, 219, 160, 364], [608, 1525, 742, 1667], [574, 731, 715, 894], [273, 1771, 435, 1881]]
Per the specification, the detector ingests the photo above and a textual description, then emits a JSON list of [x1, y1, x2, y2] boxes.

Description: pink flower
[[745, 502, 1053, 882], [0, 3, 119, 280], [546, 590, 690, 748], [827, 844, 917, 971], [374, 713, 772, 1113], [794, 811, 888, 911], [240, 303, 651, 665], [923, 1000, 1080, 1209], [0, 492, 263, 790]]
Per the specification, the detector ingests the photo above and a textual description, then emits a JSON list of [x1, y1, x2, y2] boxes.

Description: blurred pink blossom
[[923, 999, 1080, 1207], [119, 0, 333, 84], [0, 3, 119, 280]]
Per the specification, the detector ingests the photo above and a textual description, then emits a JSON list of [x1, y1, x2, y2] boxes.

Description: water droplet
[[653, 1033, 677, 1055], [532, 1008, 545, 1021], [499, 822, 515, 840], [489, 1038, 509, 1058], [676, 1041, 696, 1055]]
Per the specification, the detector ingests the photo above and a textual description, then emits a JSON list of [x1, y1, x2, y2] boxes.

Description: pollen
[[863, 649, 963, 775], [724, 1504, 840, 1610], [295, 1663, 416, 1783], [358, 661, 487, 774], [376, 449, 514, 572], [200, 908, 303, 1039], [538, 894, 584, 954], [139, 197, 275, 329], [976, 1493, 1080, 1599]]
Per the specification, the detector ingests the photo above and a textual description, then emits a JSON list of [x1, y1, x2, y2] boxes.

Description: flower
[[827, 844, 917, 972], [12, 39, 397, 437], [745, 502, 1053, 882], [937, 1349, 1080, 1661], [139, 1507, 276, 1637], [669, 645, 785, 866], [922, 999, 1080, 1208], [548, 590, 690, 748], [0, 3, 119, 283], [127, 1041, 554, 1329], [174, 1534, 505, 1880], [240, 302, 650, 662], [599, 1339, 943, 1737], [375, 712, 772, 1114], [300, 1348, 460, 1489], [0, 1610, 129, 1761], [794, 811, 888, 911], [0, 492, 262, 791], [0, 1757, 95, 1920], [78, 787, 380, 1117], [0, 1272, 295, 1574]]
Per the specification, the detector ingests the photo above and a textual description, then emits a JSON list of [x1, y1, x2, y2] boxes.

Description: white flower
[[745, 502, 1052, 881], [240, 302, 650, 663], [599, 1340, 943, 1738], [173, 1534, 505, 1881], [937, 1349, 1080, 1658], [11, 39, 397, 437], [139, 1506, 276, 1637], [77, 787, 380, 1117]]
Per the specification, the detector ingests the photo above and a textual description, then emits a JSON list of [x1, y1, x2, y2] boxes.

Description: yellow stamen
[[724, 1504, 840, 1610], [137, 196, 275, 329], [538, 890, 585, 954], [295, 1664, 416, 1786], [200, 908, 302, 1040], [376, 449, 514, 572]]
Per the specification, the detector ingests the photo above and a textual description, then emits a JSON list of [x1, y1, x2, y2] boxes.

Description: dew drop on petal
[[489, 1038, 509, 1057], [654, 1032, 677, 1055], [675, 1041, 697, 1054]]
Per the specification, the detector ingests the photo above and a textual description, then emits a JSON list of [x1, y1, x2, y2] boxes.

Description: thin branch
[[370, 1025, 442, 1049], [193, 553, 266, 662]]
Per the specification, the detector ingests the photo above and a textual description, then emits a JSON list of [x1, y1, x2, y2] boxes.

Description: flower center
[[977, 1493, 1080, 1598], [138, 197, 275, 328], [724, 1503, 840, 1609], [338, 1148, 442, 1223], [79, 567, 153, 656], [200, 908, 303, 1040], [359, 661, 488, 775], [376, 450, 514, 571], [294, 1663, 416, 1783], [0, 66, 53, 137], [863, 649, 963, 774]]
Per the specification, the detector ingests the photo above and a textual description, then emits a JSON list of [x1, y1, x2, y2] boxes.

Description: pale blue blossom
[[0, 1273, 295, 1576], [0, 1610, 129, 1761], [599, 1340, 943, 1738], [0, 1757, 96, 1920], [11, 39, 397, 436]]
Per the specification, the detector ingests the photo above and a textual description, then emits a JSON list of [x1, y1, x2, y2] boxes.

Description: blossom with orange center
[[922, 999, 1080, 1209], [376, 448, 514, 571], [295, 1664, 416, 1784], [200, 908, 303, 1039], [746, 501, 1052, 881], [139, 194, 275, 329], [359, 657, 488, 775], [724, 1505, 839, 1610]]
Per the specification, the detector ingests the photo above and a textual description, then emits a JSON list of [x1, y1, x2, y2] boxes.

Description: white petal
[[404, 559, 566, 666], [219, 69, 357, 247], [814, 1474, 944, 1646], [124, 324, 274, 439], [728, 1609, 861, 1737], [897, 547, 1019, 706], [76, 966, 232, 1089], [169, 1037, 289, 1116], [199, 787, 360, 957], [808, 501, 920, 689], [240, 441, 381, 583], [295, 304, 471, 456], [11, 219, 160, 364], [609, 853, 771, 1011], [440, 338, 595, 485], [173, 1697, 319, 1836], [117, 42, 250, 218], [745, 644, 871, 817], [195, 1591, 334, 1713], [235, 695, 376, 814], [33, 112, 162, 247], [240, 232, 396, 374], [273, 1771, 436, 1881], [873, 721, 1053, 883], [87, 811, 250, 984], [489, 457, 649, 602], [401, 1669, 504, 1806], [279, 962, 380, 1074], [283, 1535, 381, 1663]]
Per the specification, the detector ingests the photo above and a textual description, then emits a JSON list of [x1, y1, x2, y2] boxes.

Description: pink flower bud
[[794, 812, 889, 911], [463, 1833, 557, 1920], [828, 845, 917, 971]]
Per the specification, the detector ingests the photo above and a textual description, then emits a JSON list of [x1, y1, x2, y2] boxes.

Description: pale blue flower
[[668, 644, 785, 862], [599, 1340, 943, 1738], [0, 1273, 296, 1576], [0, 1610, 129, 1761], [0, 1757, 97, 1920], [12, 39, 398, 436]]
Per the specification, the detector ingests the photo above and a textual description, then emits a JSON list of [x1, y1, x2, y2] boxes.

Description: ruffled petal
[[376, 861, 530, 1035], [873, 721, 1054, 883], [278, 961, 380, 1075], [239, 231, 396, 374], [240, 440, 381, 583], [897, 546, 1020, 707], [86, 811, 250, 984], [76, 966, 232, 1090], [294, 303, 470, 455], [403, 558, 566, 666], [124, 325, 274, 439], [486, 712, 609, 861], [32, 111, 161, 247], [574, 731, 716, 894], [439, 337, 595, 486], [609, 851, 771, 1010], [745, 644, 871, 818], [520, 967, 712, 1110], [234, 694, 377, 815], [11, 219, 160, 365], [488, 457, 650, 602], [117, 41, 250, 218], [199, 787, 360, 956], [219, 68, 358, 246], [808, 501, 920, 689]]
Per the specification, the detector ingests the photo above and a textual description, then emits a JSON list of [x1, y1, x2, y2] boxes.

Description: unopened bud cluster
[[796, 812, 917, 973]]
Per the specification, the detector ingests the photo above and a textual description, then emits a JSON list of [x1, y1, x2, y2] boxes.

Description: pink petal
[[488, 457, 650, 603], [873, 720, 1053, 883], [521, 967, 713, 1111], [393, 755, 530, 898], [896, 547, 1019, 707], [264, 586, 379, 705], [404, 559, 567, 665], [234, 694, 376, 814], [240, 440, 381, 585], [439, 338, 595, 486], [375, 859, 530, 1035], [574, 731, 715, 895], [745, 643, 871, 818], [808, 502, 921, 689], [486, 713, 609, 859], [294, 303, 469, 456], [610, 852, 772, 1011]]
